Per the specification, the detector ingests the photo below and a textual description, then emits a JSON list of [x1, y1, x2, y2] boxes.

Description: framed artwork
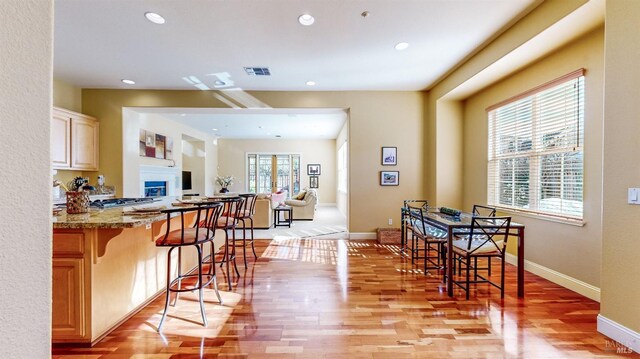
[[165, 136, 174, 160], [307, 164, 321, 175], [144, 131, 156, 158], [155, 134, 166, 159], [139, 128, 173, 160], [380, 171, 399, 186], [139, 129, 147, 156], [381, 146, 397, 166], [309, 176, 319, 189]]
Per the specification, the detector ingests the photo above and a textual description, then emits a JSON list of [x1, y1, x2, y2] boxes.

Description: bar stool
[[156, 202, 224, 332], [216, 196, 244, 289], [233, 193, 258, 267]]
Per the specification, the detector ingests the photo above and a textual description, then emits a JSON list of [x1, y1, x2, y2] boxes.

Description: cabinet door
[[71, 116, 99, 170], [52, 258, 86, 340], [52, 111, 71, 169]]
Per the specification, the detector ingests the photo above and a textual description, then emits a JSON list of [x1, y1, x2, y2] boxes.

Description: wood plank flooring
[[52, 238, 633, 358]]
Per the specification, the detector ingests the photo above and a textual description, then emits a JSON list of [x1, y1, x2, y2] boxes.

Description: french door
[[247, 154, 300, 195]]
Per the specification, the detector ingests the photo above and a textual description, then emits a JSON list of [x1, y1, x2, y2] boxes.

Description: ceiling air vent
[[244, 67, 271, 76]]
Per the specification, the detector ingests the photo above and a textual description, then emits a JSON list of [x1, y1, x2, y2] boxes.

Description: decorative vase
[[220, 188, 229, 193], [66, 191, 90, 214]]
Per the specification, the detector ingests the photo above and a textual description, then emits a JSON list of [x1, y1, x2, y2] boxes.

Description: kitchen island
[[52, 197, 224, 345]]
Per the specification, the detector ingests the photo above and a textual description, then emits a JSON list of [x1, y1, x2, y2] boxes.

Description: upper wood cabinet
[[52, 107, 99, 171]]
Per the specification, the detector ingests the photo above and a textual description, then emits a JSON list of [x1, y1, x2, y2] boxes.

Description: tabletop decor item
[[216, 175, 234, 193], [66, 190, 90, 214]]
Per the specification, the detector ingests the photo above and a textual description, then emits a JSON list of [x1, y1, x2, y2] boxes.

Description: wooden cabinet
[[52, 230, 90, 343], [52, 107, 99, 171]]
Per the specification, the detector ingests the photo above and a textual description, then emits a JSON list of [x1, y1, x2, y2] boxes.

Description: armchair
[[284, 189, 317, 220]]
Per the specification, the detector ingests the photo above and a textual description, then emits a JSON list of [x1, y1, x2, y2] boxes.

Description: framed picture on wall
[[307, 164, 321, 175], [155, 134, 166, 159], [309, 176, 319, 188], [381, 146, 397, 166], [380, 171, 399, 186]]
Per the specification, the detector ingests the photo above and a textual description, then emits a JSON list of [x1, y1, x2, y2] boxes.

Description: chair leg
[[500, 255, 506, 299], [249, 218, 257, 259], [241, 219, 248, 268], [209, 241, 223, 304], [465, 256, 471, 300], [172, 247, 182, 306], [158, 247, 175, 332], [474, 256, 478, 281], [195, 245, 208, 327], [223, 229, 232, 289], [231, 226, 240, 277], [423, 240, 427, 274], [488, 257, 492, 276]]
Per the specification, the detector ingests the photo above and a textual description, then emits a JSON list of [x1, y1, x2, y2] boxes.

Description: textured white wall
[[0, 0, 53, 356]]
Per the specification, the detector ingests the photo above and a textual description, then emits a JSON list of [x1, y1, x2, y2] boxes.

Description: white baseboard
[[597, 315, 639, 354], [505, 253, 600, 302], [349, 232, 376, 240]]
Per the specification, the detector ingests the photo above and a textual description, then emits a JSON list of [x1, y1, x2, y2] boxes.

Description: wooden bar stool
[[156, 202, 223, 332]]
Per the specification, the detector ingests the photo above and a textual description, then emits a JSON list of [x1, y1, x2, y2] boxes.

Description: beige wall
[[600, 0, 640, 335], [462, 28, 604, 288], [82, 90, 424, 233], [426, 0, 588, 203], [435, 100, 464, 208], [0, 0, 52, 356], [53, 78, 82, 112], [218, 139, 337, 203], [182, 140, 206, 195]]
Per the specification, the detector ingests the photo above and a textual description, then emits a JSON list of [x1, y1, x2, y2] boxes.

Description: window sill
[[494, 206, 586, 227]]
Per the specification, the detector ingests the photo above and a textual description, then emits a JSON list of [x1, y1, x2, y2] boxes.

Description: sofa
[[284, 188, 318, 220], [253, 191, 288, 228]]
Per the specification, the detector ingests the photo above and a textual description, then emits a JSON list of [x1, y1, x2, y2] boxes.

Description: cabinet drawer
[[53, 231, 85, 257]]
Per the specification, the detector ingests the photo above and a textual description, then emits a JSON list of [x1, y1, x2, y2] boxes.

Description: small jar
[[66, 191, 90, 214]]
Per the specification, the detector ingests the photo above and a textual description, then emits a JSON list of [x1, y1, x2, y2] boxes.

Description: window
[[487, 70, 584, 220], [337, 142, 347, 192], [247, 154, 300, 195]]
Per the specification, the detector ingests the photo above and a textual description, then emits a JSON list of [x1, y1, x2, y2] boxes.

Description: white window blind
[[487, 69, 585, 220]]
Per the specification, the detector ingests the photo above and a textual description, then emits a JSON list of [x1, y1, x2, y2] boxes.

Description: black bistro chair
[[233, 193, 259, 268], [155, 202, 224, 332], [215, 196, 244, 289], [449, 216, 511, 299], [403, 200, 448, 273]]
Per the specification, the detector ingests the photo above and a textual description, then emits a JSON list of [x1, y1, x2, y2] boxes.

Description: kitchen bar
[[51, 197, 224, 345]]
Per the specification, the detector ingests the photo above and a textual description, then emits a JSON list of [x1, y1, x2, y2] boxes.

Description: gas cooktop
[[90, 197, 157, 209]]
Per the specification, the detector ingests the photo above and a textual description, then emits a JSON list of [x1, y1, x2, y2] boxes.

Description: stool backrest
[[159, 202, 223, 245], [465, 216, 511, 254], [239, 193, 258, 216], [472, 204, 496, 217], [215, 196, 245, 228]]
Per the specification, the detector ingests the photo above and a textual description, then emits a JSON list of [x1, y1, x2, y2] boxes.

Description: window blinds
[[487, 70, 585, 219]]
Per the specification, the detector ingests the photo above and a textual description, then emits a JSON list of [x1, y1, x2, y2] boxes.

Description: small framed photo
[[309, 176, 319, 189], [307, 164, 321, 175], [381, 146, 397, 166], [380, 171, 399, 186]]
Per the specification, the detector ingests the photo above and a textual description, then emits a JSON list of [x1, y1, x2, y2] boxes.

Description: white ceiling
[[132, 108, 348, 139], [54, 0, 538, 91]]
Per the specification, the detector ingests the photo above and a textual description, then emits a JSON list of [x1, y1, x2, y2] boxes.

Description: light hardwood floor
[[52, 238, 629, 358]]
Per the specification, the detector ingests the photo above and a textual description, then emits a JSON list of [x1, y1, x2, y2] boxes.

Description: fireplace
[[144, 181, 167, 197], [138, 165, 178, 197]]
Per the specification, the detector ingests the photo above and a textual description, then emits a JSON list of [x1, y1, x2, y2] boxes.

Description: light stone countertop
[[52, 197, 198, 229]]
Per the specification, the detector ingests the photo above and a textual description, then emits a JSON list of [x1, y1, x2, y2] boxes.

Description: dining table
[[402, 207, 526, 298]]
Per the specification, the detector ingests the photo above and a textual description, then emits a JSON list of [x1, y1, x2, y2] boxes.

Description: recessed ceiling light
[[298, 14, 315, 26], [395, 42, 409, 51], [121, 79, 135, 85], [144, 12, 165, 24], [212, 128, 218, 131], [275, 135, 282, 138], [306, 81, 316, 86]]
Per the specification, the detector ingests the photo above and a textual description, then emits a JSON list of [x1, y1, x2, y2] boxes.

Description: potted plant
[[215, 175, 234, 193]]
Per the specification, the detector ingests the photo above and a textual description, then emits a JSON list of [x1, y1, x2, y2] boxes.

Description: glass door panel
[[275, 155, 291, 193], [257, 155, 273, 194]]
